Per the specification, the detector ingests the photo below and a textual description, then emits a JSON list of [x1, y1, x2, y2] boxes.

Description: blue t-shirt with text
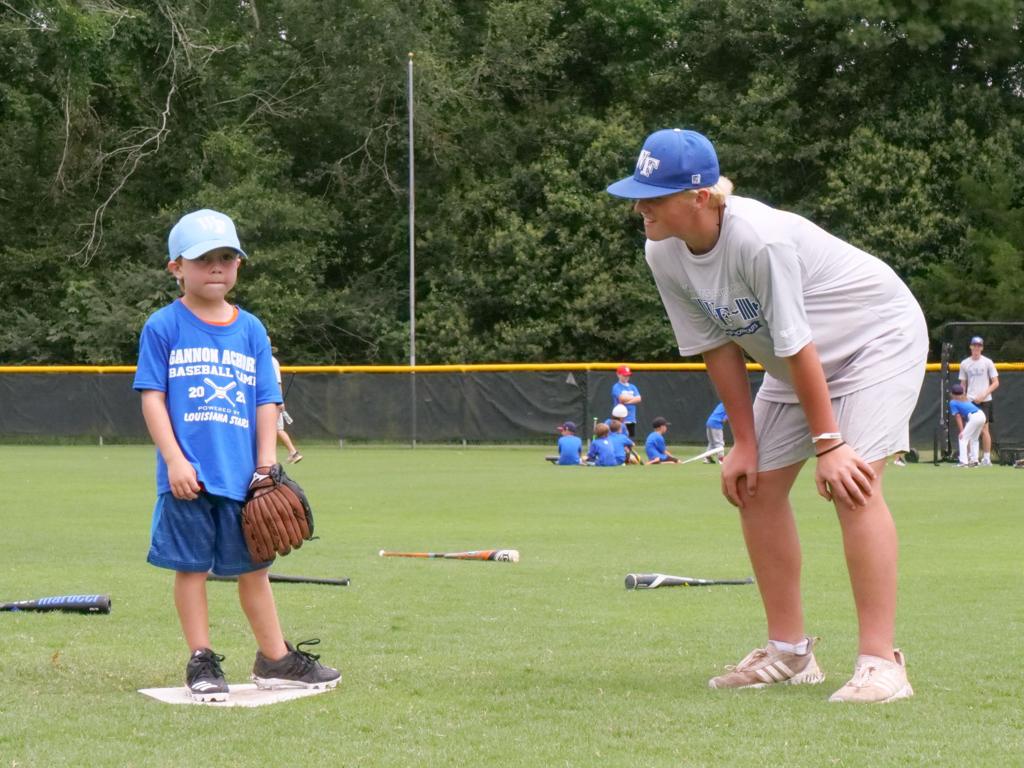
[[134, 300, 282, 501], [586, 437, 617, 467]]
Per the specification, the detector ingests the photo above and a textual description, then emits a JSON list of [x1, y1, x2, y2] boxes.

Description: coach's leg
[[833, 459, 897, 661], [738, 462, 806, 642]]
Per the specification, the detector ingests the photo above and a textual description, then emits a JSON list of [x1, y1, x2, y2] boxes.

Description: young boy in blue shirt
[[704, 402, 729, 463], [608, 419, 637, 465], [585, 422, 618, 466], [134, 209, 339, 702], [645, 417, 680, 464], [546, 421, 583, 465], [949, 383, 986, 467]]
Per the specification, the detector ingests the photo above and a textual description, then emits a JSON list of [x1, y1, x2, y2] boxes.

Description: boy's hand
[[167, 458, 201, 500]]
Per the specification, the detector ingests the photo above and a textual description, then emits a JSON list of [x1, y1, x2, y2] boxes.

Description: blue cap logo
[[607, 129, 720, 199], [168, 209, 248, 261]]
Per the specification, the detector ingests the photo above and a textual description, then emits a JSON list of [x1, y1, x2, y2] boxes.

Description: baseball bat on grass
[[680, 446, 726, 465], [625, 573, 753, 590], [379, 548, 520, 562], [208, 574, 350, 586], [1, 594, 112, 613]]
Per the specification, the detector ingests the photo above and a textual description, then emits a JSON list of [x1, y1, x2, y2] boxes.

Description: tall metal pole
[[408, 52, 417, 448]]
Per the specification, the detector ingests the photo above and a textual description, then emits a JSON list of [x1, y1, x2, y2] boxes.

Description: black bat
[[208, 574, 350, 586], [1, 594, 112, 613], [625, 573, 754, 590]]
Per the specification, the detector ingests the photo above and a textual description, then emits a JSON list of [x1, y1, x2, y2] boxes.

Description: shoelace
[[727, 647, 769, 671], [192, 651, 226, 679], [292, 638, 324, 667], [846, 662, 880, 689]]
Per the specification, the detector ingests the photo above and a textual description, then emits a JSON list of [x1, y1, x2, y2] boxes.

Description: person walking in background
[[611, 366, 642, 438], [134, 208, 339, 703], [645, 417, 680, 464], [269, 339, 302, 464], [959, 336, 998, 466], [607, 128, 928, 703], [704, 402, 729, 463], [949, 384, 986, 467]]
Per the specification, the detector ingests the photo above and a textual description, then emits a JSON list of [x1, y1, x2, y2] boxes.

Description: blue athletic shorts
[[147, 491, 273, 576]]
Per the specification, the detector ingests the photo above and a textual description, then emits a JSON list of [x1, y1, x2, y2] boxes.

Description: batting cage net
[[0, 362, 1022, 457]]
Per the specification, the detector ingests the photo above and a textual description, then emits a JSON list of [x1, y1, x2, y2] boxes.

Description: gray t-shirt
[[959, 355, 997, 402], [646, 195, 928, 404]]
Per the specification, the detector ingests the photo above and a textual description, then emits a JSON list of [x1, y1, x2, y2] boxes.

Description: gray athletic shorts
[[753, 366, 925, 472]]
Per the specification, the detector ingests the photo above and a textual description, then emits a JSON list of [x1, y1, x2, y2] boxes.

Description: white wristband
[[811, 432, 842, 444]]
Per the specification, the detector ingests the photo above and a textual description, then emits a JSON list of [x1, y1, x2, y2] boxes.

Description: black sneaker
[[186, 648, 229, 702], [252, 639, 341, 690]]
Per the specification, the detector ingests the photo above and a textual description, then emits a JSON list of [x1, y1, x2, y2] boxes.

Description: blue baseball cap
[[606, 129, 720, 199], [168, 209, 248, 261], [970, 336, 984, 345], [557, 421, 577, 432]]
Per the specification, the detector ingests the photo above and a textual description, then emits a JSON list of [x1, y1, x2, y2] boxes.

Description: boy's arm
[[785, 342, 874, 507], [703, 342, 756, 507], [140, 390, 201, 500], [954, 412, 964, 435], [255, 403, 279, 467]]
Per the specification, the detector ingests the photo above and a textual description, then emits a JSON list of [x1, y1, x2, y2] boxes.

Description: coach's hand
[[720, 441, 757, 508], [815, 442, 875, 507]]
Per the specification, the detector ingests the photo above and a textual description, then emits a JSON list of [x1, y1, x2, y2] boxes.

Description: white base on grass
[[138, 682, 333, 708]]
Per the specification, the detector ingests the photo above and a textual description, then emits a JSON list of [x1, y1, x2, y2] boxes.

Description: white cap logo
[[636, 150, 660, 178], [195, 215, 227, 235], [691, 174, 702, 184]]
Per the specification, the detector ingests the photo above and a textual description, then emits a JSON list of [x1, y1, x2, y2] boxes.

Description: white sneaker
[[980, 457, 992, 466], [893, 457, 906, 467], [829, 649, 914, 703]]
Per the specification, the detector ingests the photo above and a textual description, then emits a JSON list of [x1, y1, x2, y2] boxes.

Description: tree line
[[2, 0, 1023, 365]]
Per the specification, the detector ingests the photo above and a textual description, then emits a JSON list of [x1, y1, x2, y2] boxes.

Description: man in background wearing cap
[[547, 421, 583, 465], [607, 129, 928, 703], [611, 366, 642, 438], [644, 417, 680, 464], [959, 336, 999, 465]]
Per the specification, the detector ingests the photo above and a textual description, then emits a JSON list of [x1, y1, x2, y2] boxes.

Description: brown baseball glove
[[241, 464, 314, 563]]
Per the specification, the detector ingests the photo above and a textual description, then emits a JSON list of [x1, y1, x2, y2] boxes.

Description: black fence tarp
[[2, 370, 1022, 453]]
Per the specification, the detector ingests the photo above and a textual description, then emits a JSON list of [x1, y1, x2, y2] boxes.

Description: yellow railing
[[2, 362, 1023, 374]]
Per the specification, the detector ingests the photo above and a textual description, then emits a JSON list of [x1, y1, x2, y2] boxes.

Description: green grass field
[[1, 445, 1021, 767]]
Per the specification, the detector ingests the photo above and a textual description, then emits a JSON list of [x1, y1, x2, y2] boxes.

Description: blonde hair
[[594, 422, 610, 438], [680, 175, 734, 207]]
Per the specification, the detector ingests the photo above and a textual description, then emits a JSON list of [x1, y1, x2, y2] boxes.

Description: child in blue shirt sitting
[[546, 421, 583, 465], [586, 423, 618, 466]]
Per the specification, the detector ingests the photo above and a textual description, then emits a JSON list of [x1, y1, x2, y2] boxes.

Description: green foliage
[[1, 1, 1024, 364]]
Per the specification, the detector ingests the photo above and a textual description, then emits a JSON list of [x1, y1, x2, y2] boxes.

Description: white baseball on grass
[[378, 549, 385, 557]]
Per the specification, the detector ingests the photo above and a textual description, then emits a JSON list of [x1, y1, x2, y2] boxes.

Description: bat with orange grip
[[379, 548, 519, 562]]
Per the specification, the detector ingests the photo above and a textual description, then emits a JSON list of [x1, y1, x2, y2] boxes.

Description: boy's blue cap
[[970, 336, 984, 345], [168, 209, 248, 261], [558, 421, 577, 432], [950, 383, 965, 395], [606, 129, 720, 199]]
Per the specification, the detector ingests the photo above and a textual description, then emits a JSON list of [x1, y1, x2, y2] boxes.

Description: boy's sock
[[769, 637, 809, 655]]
